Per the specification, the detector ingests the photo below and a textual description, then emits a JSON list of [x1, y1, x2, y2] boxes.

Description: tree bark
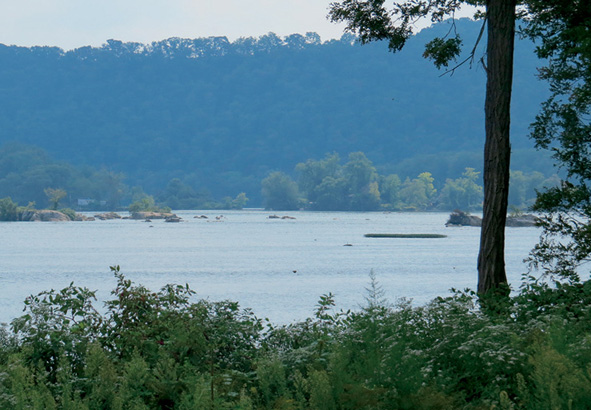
[[477, 0, 516, 295]]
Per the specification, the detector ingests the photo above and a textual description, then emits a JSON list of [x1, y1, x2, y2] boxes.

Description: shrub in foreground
[[1, 267, 591, 409]]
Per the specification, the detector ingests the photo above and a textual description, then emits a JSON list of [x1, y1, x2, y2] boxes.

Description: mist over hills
[[0, 18, 552, 206]]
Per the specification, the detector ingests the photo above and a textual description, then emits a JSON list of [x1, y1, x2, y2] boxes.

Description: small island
[[0, 196, 94, 222]]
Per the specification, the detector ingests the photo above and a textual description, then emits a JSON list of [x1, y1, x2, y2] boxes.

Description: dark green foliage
[[423, 35, 463, 69], [329, 0, 466, 66], [3, 268, 591, 408], [523, 1, 591, 282]]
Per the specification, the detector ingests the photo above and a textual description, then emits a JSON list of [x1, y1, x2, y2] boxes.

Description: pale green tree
[[296, 153, 341, 203], [440, 168, 483, 211], [0, 197, 19, 221], [343, 152, 377, 193], [380, 174, 402, 210], [231, 192, 249, 209], [128, 195, 157, 213], [508, 170, 546, 209], [44, 187, 67, 210], [344, 152, 381, 210], [261, 172, 300, 210], [313, 176, 349, 211], [399, 172, 437, 211]]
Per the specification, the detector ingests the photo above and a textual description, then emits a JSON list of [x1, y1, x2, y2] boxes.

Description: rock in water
[[20, 210, 70, 222], [446, 210, 482, 227]]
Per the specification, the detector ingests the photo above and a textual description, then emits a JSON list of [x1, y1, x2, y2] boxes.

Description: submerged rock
[[74, 214, 95, 221], [94, 212, 122, 220], [165, 216, 182, 223], [131, 211, 176, 220]]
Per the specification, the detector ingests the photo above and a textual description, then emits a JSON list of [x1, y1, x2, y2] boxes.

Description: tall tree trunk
[[477, 0, 516, 295]]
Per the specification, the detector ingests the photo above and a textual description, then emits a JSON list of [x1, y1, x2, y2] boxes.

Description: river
[[0, 210, 541, 324]]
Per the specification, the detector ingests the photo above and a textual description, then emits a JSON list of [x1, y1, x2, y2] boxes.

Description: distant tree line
[[0, 143, 557, 213], [0, 143, 247, 212], [0, 143, 126, 210], [261, 152, 559, 212]]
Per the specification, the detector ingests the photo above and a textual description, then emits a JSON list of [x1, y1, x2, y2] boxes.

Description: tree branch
[[440, 16, 488, 77]]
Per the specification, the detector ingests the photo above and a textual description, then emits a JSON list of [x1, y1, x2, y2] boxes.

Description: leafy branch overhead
[[329, 0, 485, 68], [423, 35, 463, 68], [524, 0, 591, 282]]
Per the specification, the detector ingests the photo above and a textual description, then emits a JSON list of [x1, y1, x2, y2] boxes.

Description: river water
[[0, 210, 541, 324]]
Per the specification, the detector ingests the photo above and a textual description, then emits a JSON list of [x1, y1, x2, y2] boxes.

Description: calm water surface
[[0, 211, 541, 324]]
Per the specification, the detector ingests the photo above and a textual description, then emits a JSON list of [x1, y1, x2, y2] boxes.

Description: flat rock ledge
[[131, 211, 177, 220], [446, 210, 539, 227]]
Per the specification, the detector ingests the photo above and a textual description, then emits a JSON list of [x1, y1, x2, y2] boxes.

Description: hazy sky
[[0, 0, 349, 50], [0, 1, 479, 50]]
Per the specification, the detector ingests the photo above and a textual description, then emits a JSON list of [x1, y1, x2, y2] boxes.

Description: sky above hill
[[0, 0, 344, 49], [0, 0, 478, 50]]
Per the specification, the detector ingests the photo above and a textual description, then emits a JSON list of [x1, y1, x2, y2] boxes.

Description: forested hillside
[[0, 19, 552, 206]]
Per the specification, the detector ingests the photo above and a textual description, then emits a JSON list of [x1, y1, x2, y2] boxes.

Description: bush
[[128, 195, 171, 213], [0, 197, 18, 221], [3, 268, 591, 408], [59, 207, 77, 221]]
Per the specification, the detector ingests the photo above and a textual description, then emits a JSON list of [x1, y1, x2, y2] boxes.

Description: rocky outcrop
[[446, 210, 540, 227], [446, 210, 482, 227], [19, 210, 71, 222], [131, 211, 177, 220], [94, 212, 122, 220]]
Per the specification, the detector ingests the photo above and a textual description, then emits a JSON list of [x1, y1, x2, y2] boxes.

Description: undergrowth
[[1, 266, 591, 409]]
